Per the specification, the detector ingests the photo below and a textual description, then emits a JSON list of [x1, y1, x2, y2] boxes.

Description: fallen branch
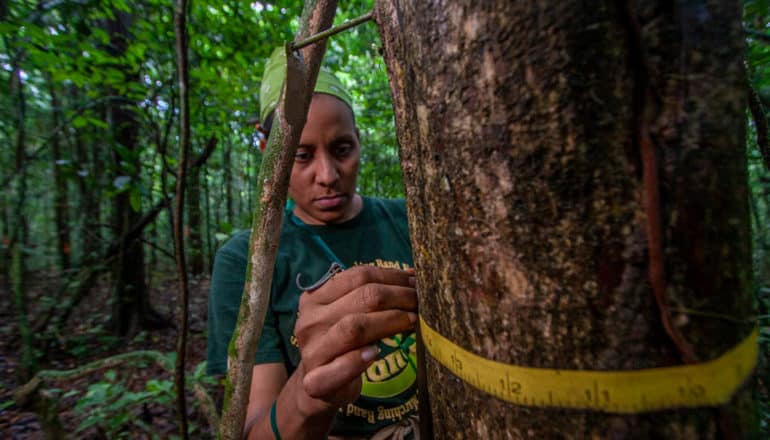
[[13, 350, 172, 407]]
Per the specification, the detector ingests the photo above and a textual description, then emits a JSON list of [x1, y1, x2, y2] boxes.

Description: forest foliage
[[0, 0, 769, 437], [0, 0, 398, 275]]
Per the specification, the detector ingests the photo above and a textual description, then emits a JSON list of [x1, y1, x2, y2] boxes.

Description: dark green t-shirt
[[207, 197, 417, 436]]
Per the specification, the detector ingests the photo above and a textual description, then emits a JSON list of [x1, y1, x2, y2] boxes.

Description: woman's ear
[[355, 127, 361, 142]]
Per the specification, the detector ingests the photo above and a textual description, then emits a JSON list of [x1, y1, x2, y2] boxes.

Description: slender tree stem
[[218, 1, 339, 438], [173, 0, 191, 437]]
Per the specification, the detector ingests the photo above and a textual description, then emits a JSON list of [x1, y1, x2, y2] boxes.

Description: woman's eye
[[335, 144, 353, 157], [295, 150, 311, 161]]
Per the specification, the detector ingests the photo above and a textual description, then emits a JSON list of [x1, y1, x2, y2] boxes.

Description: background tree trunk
[[70, 84, 107, 269], [376, 1, 756, 438], [223, 135, 234, 227], [173, 0, 192, 435], [48, 76, 71, 272], [9, 45, 35, 380], [186, 164, 204, 275], [202, 167, 214, 272], [71, 86, 101, 268], [106, 11, 150, 336]]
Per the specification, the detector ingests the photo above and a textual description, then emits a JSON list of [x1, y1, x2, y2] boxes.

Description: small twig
[[140, 237, 176, 260], [193, 383, 220, 431], [292, 10, 373, 51], [670, 307, 756, 324], [748, 85, 770, 172], [745, 27, 770, 44]]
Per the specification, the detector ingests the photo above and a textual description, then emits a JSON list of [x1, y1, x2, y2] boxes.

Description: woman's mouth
[[314, 194, 346, 209]]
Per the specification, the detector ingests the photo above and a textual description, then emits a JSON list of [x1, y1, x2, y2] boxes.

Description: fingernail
[[408, 312, 418, 324], [408, 276, 416, 287], [361, 345, 379, 362]]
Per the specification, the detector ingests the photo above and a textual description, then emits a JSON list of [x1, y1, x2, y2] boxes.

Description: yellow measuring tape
[[420, 317, 758, 413]]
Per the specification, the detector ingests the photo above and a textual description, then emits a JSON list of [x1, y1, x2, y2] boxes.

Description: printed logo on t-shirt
[[361, 332, 417, 398]]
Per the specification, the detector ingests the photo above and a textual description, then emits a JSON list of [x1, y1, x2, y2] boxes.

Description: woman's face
[[289, 93, 362, 225]]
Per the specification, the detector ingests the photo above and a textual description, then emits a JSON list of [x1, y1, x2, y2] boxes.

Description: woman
[[207, 47, 419, 439]]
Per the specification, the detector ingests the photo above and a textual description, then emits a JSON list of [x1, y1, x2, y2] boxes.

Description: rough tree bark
[[376, 1, 756, 438]]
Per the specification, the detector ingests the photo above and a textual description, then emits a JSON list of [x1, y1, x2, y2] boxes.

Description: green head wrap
[[259, 47, 353, 123]]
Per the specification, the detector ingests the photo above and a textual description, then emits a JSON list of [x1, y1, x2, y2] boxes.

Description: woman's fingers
[[299, 283, 417, 334], [301, 309, 417, 369], [307, 265, 415, 305], [302, 345, 378, 400], [292, 265, 419, 406]]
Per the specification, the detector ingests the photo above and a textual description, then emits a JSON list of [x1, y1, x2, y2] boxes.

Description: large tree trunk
[[376, 1, 756, 438]]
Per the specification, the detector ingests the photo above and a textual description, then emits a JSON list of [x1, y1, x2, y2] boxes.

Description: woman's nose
[[315, 152, 339, 186]]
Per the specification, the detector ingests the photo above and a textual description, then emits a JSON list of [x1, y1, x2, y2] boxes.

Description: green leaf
[[193, 361, 207, 379], [146, 378, 173, 394], [129, 188, 142, 212], [87, 117, 109, 129], [75, 414, 103, 433], [0, 23, 18, 35], [72, 116, 88, 128]]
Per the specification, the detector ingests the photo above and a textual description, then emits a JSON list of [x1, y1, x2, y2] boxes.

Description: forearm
[[246, 363, 338, 440]]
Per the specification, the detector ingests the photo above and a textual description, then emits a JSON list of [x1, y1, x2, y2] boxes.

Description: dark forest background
[[1, 0, 769, 437]]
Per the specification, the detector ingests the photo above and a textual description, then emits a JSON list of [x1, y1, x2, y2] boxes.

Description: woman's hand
[[292, 265, 417, 415]]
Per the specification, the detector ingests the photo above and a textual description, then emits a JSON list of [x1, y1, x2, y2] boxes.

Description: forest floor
[[2, 272, 768, 438], [0, 270, 215, 439]]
